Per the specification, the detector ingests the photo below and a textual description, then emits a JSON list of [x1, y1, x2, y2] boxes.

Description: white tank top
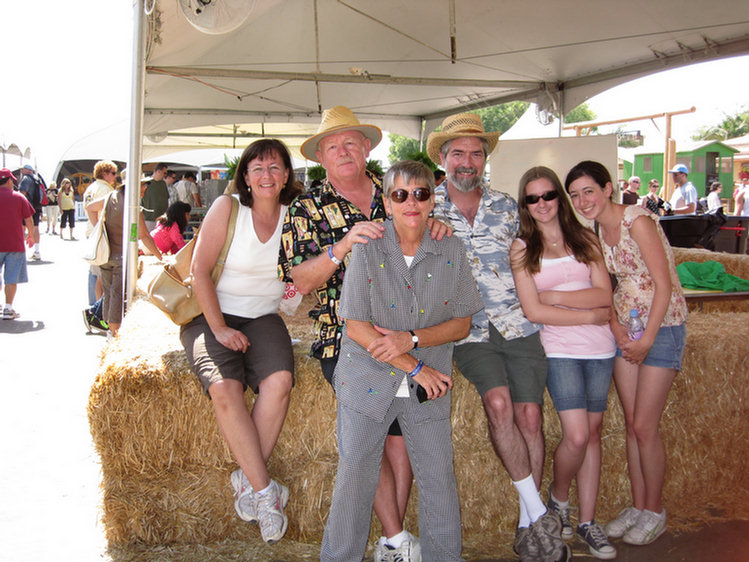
[[215, 196, 286, 318]]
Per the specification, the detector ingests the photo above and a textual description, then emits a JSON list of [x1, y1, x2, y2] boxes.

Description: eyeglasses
[[389, 187, 432, 203], [524, 190, 559, 205]]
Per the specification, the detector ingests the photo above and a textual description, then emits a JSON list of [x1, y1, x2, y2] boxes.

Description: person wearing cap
[[0, 168, 35, 320], [426, 113, 569, 562], [667, 164, 698, 215], [18, 164, 45, 261], [622, 176, 641, 205], [279, 106, 449, 562]]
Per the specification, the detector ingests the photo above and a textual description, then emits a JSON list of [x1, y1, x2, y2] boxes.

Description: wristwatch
[[409, 330, 419, 349]]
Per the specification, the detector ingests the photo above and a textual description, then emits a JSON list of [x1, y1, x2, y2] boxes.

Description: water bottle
[[627, 309, 644, 341]]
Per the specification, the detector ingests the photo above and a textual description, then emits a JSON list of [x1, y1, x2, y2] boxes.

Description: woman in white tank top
[[180, 139, 302, 545]]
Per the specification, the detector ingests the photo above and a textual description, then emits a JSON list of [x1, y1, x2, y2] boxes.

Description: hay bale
[[89, 270, 749, 556]]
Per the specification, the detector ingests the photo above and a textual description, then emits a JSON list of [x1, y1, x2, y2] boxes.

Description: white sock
[[34, 243, 40, 251], [255, 482, 273, 496], [518, 497, 531, 528], [385, 529, 410, 549], [513, 474, 547, 524]]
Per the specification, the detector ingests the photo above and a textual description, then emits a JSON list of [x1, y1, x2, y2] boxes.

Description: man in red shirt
[[0, 168, 35, 319]]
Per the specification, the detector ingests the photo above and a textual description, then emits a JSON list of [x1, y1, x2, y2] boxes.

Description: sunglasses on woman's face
[[524, 190, 559, 205], [389, 187, 432, 203]]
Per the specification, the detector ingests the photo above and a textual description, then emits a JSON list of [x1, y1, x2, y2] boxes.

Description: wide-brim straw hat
[[301, 105, 382, 162], [426, 113, 500, 164]]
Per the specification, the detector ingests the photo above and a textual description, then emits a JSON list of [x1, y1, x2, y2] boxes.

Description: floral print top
[[277, 171, 387, 360], [599, 205, 687, 328]]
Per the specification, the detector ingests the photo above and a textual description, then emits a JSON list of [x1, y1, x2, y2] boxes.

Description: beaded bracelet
[[408, 360, 424, 378]]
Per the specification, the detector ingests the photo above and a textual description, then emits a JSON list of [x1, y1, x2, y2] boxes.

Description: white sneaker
[[379, 531, 422, 562], [254, 479, 289, 544], [622, 509, 666, 545], [605, 506, 641, 538], [31, 251, 41, 261], [373, 537, 388, 562], [2, 307, 20, 320], [230, 469, 289, 524]]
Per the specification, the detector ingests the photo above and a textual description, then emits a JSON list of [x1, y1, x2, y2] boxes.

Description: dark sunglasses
[[389, 187, 432, 203], [524, 190, 559, 205]]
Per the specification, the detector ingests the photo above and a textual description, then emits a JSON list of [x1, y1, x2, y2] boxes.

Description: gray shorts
[[99, 259, 123, 325], [180, 312, 295, 394], [453, 323, 547, 404]]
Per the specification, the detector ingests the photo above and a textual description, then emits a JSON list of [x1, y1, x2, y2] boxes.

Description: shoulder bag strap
[[209, 196, 240, 285]]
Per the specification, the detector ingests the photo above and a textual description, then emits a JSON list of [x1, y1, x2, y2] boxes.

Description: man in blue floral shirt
[[427, 113, 569, 562]]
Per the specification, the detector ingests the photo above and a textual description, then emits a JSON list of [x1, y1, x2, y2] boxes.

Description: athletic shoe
[[373, 537, 388, 562], [230, 469, 258, 523], [31, 251, 41, 261], [2, 307, 20, 320], [377, 531, 421, 562], [513, 527, 537, 562], [82, 309, 93, 333], [577, 521, 617, 559], [254, 479, 289, 544], [605, 506, 642, 538], [90, 315, 109, 334], [547, 483, 574, 540], [622, 509, 666, 545], [528, 510, 571, 562]]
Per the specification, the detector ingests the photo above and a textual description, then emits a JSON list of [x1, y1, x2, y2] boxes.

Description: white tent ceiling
[[142, 0, 749, 153]]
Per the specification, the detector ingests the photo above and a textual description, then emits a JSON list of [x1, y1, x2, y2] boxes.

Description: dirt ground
[[2, 224, 747, 562]]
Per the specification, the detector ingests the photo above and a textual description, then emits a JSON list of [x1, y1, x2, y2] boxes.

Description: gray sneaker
[[254, 479, 289, 544], [2, 307, 20, 320], [577, 521, 617, 559], [378, 531, 421, 562], [230, 469, 289, 525], [605, 506, 642, 538], [513, 526, 537, 562], [547, 483, 574, 540], [622, 509, 666, 545], [528, 510, 571, 562]]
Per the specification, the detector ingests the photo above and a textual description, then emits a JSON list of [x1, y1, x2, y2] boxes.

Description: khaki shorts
[[453, 323, 547, 404], [181, 312, 295, 394]]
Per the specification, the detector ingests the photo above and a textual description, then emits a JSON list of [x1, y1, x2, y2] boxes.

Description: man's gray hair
[[439, 137, 491, 161]]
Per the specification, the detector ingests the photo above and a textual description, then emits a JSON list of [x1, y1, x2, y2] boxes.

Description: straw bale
[[90, 270, 749, 557], [673, 247, 749, 313]]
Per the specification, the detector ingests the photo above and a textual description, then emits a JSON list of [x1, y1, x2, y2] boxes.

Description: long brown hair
[[516, 166, 601, 275]]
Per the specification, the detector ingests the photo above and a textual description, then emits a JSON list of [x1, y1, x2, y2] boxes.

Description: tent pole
[[124, 0, 147, 315]]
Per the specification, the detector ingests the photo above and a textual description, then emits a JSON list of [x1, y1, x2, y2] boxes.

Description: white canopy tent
[[122, 0, 749, 303], [141, 0, 749, 150]]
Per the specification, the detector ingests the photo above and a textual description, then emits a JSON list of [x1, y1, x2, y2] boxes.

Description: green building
[[630, 141, 738, 198]]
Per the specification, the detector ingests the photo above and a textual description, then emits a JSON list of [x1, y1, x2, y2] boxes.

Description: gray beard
[[448, 170, 482, 193]]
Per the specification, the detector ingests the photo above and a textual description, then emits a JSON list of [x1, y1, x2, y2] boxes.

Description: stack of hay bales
[[89, 252, 749, 556]]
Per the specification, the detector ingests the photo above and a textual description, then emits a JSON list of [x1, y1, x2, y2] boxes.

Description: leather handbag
[[147, 197, 239, 325], [83, 192, 113, 266]]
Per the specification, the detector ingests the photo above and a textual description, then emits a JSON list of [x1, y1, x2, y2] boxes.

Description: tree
[[692, 108, 749, 141], [388, 101, 530, 165], [564, 102, 596, 124]]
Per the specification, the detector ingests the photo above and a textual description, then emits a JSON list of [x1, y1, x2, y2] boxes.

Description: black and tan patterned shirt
[[278, 171, 387, 359]]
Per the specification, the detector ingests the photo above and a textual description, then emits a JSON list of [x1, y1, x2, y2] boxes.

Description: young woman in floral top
[[565, 160, 687, 548]]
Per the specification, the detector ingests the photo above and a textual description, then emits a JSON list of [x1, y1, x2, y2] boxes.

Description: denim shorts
[[615, 323, 687, 371], [546, 357, 615, 412], [0, 252, 29, 284]]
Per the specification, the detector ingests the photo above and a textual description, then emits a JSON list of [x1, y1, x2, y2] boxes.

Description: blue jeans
[[546, 357, 615, 412]]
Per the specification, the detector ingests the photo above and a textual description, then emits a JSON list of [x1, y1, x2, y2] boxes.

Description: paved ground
[[1, 224, 747, 562]]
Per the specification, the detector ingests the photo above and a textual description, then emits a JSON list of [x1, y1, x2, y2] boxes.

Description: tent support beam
[[146, 66, 537, 89]]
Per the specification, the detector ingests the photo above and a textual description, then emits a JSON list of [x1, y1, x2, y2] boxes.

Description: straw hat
[[301, 105, 382, 162], [426, 113, 500, 164]]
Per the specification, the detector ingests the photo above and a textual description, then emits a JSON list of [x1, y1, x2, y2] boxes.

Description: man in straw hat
[[427, 113, 569, 562], [279, 106, 449, 562]]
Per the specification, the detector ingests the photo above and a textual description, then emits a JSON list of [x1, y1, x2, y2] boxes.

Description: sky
[[2, 2, 748, 181]]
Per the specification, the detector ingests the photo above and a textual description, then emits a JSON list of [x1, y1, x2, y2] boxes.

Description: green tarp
[[676, 260, 749, 292]]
